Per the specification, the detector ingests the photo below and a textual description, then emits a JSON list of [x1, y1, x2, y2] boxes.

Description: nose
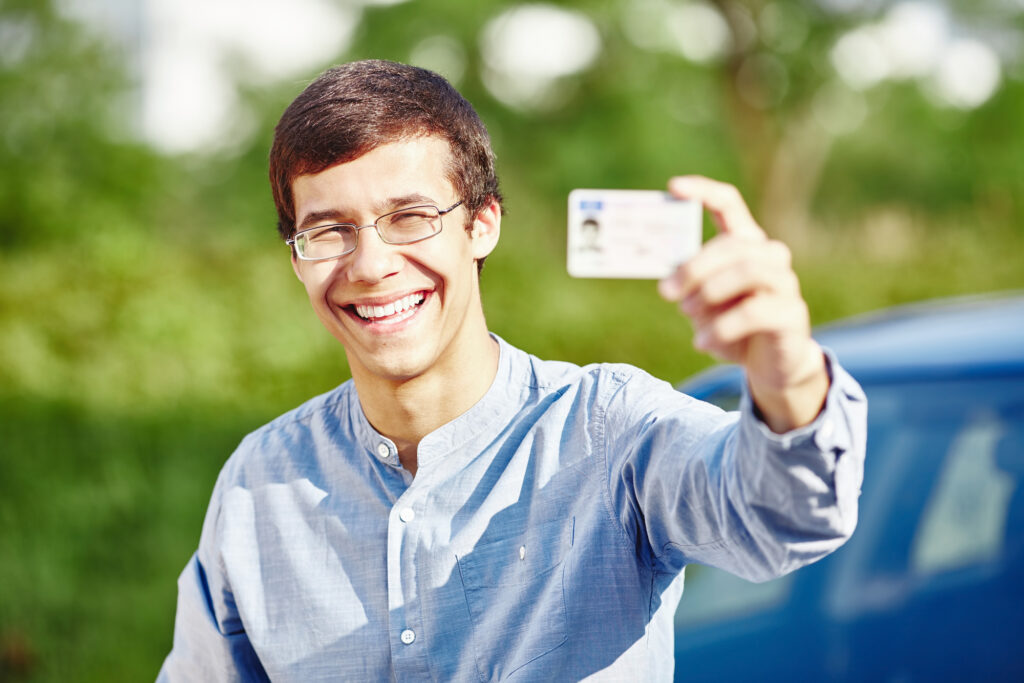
[[345, 225, 402, 284]]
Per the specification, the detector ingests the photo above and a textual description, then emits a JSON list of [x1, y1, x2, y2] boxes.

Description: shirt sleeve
[[602, 348, 867, 582], [157, 471, 269, 682]]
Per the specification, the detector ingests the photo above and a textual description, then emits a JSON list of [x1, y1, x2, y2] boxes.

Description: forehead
[[292, 136, 455, 223]]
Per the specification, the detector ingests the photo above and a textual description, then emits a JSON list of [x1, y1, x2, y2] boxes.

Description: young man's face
[[290, 135, 500, 385]]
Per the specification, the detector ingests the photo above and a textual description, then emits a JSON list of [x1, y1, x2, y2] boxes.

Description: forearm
[[605, 353, 866, 580], [724, 350, 867, 580]]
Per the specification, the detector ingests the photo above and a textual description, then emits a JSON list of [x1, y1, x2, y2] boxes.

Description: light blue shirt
[[159, 335, 866, 681]]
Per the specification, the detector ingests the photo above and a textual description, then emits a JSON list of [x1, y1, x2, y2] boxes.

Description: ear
[[469, 198, 501, 261], [290, 250, 305, 282]]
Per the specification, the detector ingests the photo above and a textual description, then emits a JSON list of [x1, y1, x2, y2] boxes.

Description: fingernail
[[694, 330, 709, 349]]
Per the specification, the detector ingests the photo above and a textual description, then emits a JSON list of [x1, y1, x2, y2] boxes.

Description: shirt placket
[[386, 479, 432, 680]]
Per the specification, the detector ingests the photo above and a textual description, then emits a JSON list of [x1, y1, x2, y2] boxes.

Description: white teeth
[[354, 292, 425, 321]]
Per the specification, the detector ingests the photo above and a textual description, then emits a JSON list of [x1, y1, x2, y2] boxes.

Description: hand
[[657, 176, 828, 432]]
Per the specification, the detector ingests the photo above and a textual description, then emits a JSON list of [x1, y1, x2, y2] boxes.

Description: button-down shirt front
[[159, 336, 866, 681]]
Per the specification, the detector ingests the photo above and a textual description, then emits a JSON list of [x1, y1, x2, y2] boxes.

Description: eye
[[390, 210, 433, 225], [310, 224, 351, 240]]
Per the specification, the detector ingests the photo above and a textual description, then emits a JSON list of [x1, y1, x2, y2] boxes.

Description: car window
[[701, 387, 740, 412], [675, 564, 793, 628], [827, 376, 1024, 618], [911, 410, 1016, 575]]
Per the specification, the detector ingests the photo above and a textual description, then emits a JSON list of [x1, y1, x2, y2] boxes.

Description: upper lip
[[340, 288, 430, 308]]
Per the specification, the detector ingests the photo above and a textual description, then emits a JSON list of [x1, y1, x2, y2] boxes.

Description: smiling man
[[159, 60, 866, 682], [284, 135, 500, 474]]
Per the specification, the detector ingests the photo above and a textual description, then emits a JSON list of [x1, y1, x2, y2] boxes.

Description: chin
[[350, 348, 433, 384]]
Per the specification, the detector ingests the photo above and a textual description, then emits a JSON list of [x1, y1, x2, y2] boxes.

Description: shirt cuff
[[737, 346, 868, 538], [738, 346, 866, 455]]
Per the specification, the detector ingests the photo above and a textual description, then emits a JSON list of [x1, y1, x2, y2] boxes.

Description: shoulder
[[218, 380, 357, 484], [500, 336, 698, 415], [504, 338, 628, 392], [254, 380, 353, 435]]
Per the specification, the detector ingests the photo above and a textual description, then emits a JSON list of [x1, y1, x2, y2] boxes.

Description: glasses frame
[[287, 200, 463, 261]]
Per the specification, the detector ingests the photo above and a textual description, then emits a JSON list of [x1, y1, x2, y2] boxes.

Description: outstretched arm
[[657, 175, 829, 433]]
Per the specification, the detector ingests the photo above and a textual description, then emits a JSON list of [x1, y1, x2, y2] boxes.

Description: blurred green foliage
[[1, 0, 1022, 680]]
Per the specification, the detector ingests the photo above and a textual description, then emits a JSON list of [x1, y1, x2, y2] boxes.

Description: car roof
[[680, 292, 1024, 392]]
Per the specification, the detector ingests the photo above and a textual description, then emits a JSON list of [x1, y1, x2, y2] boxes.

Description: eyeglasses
[[288, 201, 463, 261]]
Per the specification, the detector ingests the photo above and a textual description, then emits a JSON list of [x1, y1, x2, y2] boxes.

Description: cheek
[[299, 263, 341, 298]]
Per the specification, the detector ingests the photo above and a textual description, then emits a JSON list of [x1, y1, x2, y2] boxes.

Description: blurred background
[[1, 0, 1022, 680]]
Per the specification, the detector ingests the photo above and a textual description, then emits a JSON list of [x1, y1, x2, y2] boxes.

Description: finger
[[692, 242, 798, 311], [695, 293, 810, 353], [668, 175, 765, 239], [657, 264, 686, 301], [665, 234, 790, 305], [658, 236, 744, 303]]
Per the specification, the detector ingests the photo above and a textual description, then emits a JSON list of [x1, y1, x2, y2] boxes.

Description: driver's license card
[[567, 189, 702, 279]]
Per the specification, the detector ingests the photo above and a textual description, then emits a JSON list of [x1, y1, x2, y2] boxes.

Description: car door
[[829, 376, 1024, 681]]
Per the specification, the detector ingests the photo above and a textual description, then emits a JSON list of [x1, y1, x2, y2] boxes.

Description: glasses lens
[[297, 225, 356, 259], [379, 206, 442, 244]]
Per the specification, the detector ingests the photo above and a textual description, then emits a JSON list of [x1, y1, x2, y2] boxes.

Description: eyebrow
[[296, 193, 439, 230]]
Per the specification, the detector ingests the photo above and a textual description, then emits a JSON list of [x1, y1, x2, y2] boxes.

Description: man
[[159, 60, 866, 681]]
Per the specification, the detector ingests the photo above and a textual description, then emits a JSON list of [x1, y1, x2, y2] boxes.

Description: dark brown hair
[[269, 60, 502, 244]]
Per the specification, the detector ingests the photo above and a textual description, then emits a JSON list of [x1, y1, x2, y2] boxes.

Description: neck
[[352, 330, 499, 476]]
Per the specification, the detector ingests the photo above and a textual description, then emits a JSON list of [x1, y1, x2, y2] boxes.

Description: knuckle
[[794, 298, 810, 326], [719, 313, 746, 345], [721, 184, 743, 206], [704, 320, 727, 345], [767, 239, 791, 265], [729, 260, 754, 290], [676, 261, 694, 281], [700, 277, 724, 303], [785, 271, 801, 295], [737, 297, 760, 326]]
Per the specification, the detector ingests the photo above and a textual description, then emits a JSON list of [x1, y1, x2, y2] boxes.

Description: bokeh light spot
[[409, 35, 467, 85], [480, 4, 601, 110], [928, 39, 1002, 109]]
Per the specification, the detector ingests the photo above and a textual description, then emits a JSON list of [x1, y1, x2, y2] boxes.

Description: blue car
[[673, 293, 1024, 682]]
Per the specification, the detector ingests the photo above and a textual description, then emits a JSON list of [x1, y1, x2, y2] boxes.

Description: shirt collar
[[349, 334, 529, 470]]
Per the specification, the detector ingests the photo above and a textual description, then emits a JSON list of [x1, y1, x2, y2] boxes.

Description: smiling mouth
[[349, 291, 426, 325]]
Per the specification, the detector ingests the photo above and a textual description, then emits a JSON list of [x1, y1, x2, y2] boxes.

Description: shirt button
[[401, 629, 416, 645], [376, 443, 390, 460], [820, 419, 835, 440], [399, 507, 415, 523]]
